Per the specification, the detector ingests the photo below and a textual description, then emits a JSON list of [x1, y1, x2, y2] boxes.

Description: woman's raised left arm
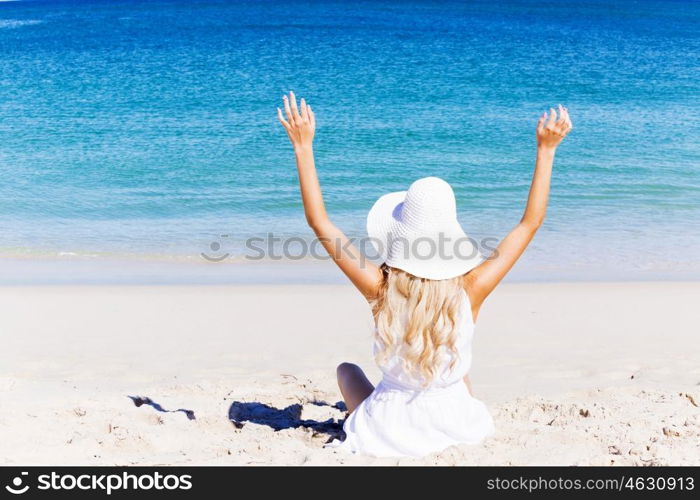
[[277, 92, 383, 299]]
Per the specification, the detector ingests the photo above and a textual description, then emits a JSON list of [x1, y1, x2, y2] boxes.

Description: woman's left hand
[[277, 91, 316, 152], [536, 104, 572, 151]]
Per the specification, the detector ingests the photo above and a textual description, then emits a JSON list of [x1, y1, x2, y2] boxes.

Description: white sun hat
[[366, 177, 483, 280]]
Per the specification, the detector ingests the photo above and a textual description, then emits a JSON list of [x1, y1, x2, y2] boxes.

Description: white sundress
[[333, 290, 495, 458]]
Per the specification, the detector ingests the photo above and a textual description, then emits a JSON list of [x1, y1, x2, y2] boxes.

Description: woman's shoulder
[[460, 274, 479, 324]]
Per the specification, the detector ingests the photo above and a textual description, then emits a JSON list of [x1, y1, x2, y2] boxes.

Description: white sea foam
[[0, 19, 43, 29]]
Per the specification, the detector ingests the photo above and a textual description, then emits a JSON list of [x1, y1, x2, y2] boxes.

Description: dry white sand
[[0, 282, 699, 465]]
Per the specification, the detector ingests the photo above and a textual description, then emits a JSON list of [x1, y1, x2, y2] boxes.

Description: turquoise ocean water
[[0, 0, 698, 283]]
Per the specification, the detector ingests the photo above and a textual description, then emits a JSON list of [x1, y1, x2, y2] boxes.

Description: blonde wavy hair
[[371, 264, 465, 384]]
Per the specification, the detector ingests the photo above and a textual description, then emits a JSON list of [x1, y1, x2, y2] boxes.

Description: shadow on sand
[[128, 395, 196, 420], [228, 400, 347, 441]]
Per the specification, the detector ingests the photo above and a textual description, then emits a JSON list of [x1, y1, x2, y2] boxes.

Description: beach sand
[[1, 282, 698, 465]]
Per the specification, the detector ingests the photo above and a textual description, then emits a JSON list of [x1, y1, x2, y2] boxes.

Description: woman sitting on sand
[[277, 92, 572, 457]]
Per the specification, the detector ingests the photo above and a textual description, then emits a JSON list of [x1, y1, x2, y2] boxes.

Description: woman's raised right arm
[[465, 106, 572, 319]]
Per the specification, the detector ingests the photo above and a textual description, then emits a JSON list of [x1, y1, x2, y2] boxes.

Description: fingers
[[289, 91, 301, 121], [555, 104, 568, 136], [556, 104, 566, 126], [277, 107, 291, 130], [537, 105, 572, 143], [283, 95, 294, 125], [559, 106, 572, 134], [308, 105, 315, 129], [564, 106, 573, 130], [537, 111, 546, 134], [541, 104, 573, 136], [282, 91, 314, 128], [300, 98, 309, 122]]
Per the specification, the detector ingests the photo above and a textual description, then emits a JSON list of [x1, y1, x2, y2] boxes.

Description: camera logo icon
[[201, 235, 231, 262], [5, 472, 29, 495]]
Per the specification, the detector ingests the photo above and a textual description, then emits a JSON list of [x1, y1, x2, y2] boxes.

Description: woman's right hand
[[277, 91, 316, 152], [536, 105, 572, 150]]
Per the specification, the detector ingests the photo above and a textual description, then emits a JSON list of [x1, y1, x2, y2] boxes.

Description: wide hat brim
[[366, 191, 484, 280]]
